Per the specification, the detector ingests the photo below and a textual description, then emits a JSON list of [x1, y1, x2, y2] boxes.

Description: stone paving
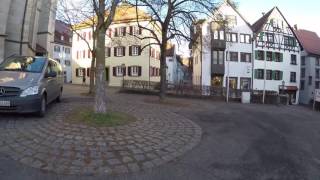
[[0, 92, 202, 175]]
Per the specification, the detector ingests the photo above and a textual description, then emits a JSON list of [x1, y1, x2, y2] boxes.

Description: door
[[44, 60, 56, 102]]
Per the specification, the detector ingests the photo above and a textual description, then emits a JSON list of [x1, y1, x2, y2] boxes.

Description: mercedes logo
[[0, 88, 5, 96]]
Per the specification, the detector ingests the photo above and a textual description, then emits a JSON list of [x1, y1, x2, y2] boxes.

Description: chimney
[[294, 24, 298, 30]]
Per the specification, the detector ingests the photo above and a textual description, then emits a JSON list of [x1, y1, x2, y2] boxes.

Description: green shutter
[[280, 71, 283, 80], [259, 32, 264, 41], [272, 52, 276, 61], [255, 50, 259, 60], [254, 69, 258, 79], [272, 71, 276, 80], [280, 53, 283, 62]]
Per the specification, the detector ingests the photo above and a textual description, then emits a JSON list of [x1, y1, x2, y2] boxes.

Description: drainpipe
[[20, 0, 29, 55]]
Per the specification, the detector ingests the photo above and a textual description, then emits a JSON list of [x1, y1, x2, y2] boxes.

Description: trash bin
[[241, 92, 251, 104]]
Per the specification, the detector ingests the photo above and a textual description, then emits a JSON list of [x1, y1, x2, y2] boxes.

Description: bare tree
[[58, 0, 120, 113], [126, 0, 216, 100]]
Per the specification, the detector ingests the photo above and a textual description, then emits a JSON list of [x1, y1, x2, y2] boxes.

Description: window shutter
[[280, 71, 283, 80], [114, 28, 118, 37], [114, 47, 117, 57], [272, 52, 276, 61], [87, 68, 90, 77], [123, 27, 127, 36], [254, 69, 258, 79], [113, 67, 116, 76], [76, 69, 79, 77], [123, 47, 126, 56], [108, 48, 111, 57], [139, 27, 142, 35], [138, 46, 142, 55], [138, 66, 142, 76], [128, 67, 132, 76], [255, 51, 258, 60], [272, 70, 275, 80], [123, 67, 126, 76], [129, 46, 132, 56], [129, 26, 133, 35], [280, 53, 283, 62]]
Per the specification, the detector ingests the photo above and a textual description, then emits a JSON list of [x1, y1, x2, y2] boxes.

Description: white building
[[166, 44, 185, 84], [72, 4, 160, 86], [251, 7, 301, 104], [0, 0, 57, 62], [295, 29, 320, 105], [52, 20, 72, 83], [192, 0, 253, 91]]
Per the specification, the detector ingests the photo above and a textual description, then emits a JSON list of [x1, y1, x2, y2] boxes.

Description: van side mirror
[[45, 71, 57, 78]]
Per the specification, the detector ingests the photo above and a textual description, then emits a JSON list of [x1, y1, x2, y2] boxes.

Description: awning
[[279, 86, 298, 91]]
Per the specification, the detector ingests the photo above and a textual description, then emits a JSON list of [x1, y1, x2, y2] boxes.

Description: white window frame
[[116, 47, 124, 57], [132, 46, 139, 56], [132, 26, 140, 35], [116, 66, 123, 76], [119, 27, 126, 36], [131, 66, 139, 76]]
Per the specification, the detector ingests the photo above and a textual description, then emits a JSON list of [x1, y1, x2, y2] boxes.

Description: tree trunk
[[159, 41, 168, 100], [89, 54, 96, 94], [94, 1, 107, 113]]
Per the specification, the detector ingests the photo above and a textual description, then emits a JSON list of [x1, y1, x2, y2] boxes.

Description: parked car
[[0, 56, 63, 117]]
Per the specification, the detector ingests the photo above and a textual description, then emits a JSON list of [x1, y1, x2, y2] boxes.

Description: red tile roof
[[295, 29, 320, 56]]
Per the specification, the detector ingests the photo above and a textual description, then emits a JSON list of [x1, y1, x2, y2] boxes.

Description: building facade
[[72, 4, 160, 86], [192, 1, 253, 91], [252, 7, 301, 104], [166, 44, 185, 84], [295, 29, 320, 105], [0, 0, 57, 62], [52, 20, 72, 83]]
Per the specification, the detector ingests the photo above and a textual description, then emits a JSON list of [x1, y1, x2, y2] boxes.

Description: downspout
[[200, 27, 203, 86], [251, 34, 254, 91], [20, 0, 29, 55]]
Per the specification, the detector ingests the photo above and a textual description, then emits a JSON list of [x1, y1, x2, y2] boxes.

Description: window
[[130, 26, 141, 35], [213, 30, 225, 40], [301, 56, 306, 65], [316, 81, 320, 89], [240, 78, 251, 90], [229, 52, 238, 62], [83, 32, 86, 40], [227, 77, 238, 89], [240, 34, 251, 43], [255, 50, 264, 60], [266, 51, 273, 61], [266, 33, 274, 43], [113, 66, 125, 77], [240, 53, 251, 63], [316, 58, 320, 66], [301, 68, 305, 78], [88, 50, 91, 58], [274, 52, 282, 62], [309, 76, 312, 85], [316, 69, 320, 79], [231, 33, 237, 42], [290, 72, 296, 82], [291, 55, 297, 65], [212, 51, 224, 65], [255, 69, 264, 79], [118, 27, 126, 36], [105, 47, 111, 57], [128, 66, 142, 76], [114, 47, 125, 57], [65, 48, 70, 54], [274, 71, 282, 81], [300, 80, 305, 90], [266, 70, 272, 80], [76, 68, 84, 77], [54, 45, 60, 52], [130, 46, 141, 56], [65, 60, 71, 66]]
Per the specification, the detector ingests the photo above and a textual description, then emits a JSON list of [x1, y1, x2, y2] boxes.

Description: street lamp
[[121, 63, 126, 88]]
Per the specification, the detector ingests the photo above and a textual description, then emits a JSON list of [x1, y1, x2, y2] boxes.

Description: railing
[[122, 80, 288, 104]]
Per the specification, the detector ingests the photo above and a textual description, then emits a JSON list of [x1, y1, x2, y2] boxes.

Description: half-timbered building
[[252, 7, 302, 104]]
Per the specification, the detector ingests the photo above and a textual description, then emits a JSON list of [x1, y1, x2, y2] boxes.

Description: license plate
[[0, 101, 10, 107]]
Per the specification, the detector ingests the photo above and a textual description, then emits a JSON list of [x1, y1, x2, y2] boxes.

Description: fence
[[122, 80, 288, 104]]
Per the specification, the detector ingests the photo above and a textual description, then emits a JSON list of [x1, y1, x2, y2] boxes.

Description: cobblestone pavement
[[0, 86, 202, 175]]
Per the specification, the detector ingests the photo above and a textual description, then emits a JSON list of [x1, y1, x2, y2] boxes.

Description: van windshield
[[0, 57, 46, 73]]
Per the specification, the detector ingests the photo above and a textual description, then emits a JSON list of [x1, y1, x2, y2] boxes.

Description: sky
[[237, 0, 320, 35]]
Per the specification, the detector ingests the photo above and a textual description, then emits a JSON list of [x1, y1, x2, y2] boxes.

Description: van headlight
[[20, 86, 39, 97]]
